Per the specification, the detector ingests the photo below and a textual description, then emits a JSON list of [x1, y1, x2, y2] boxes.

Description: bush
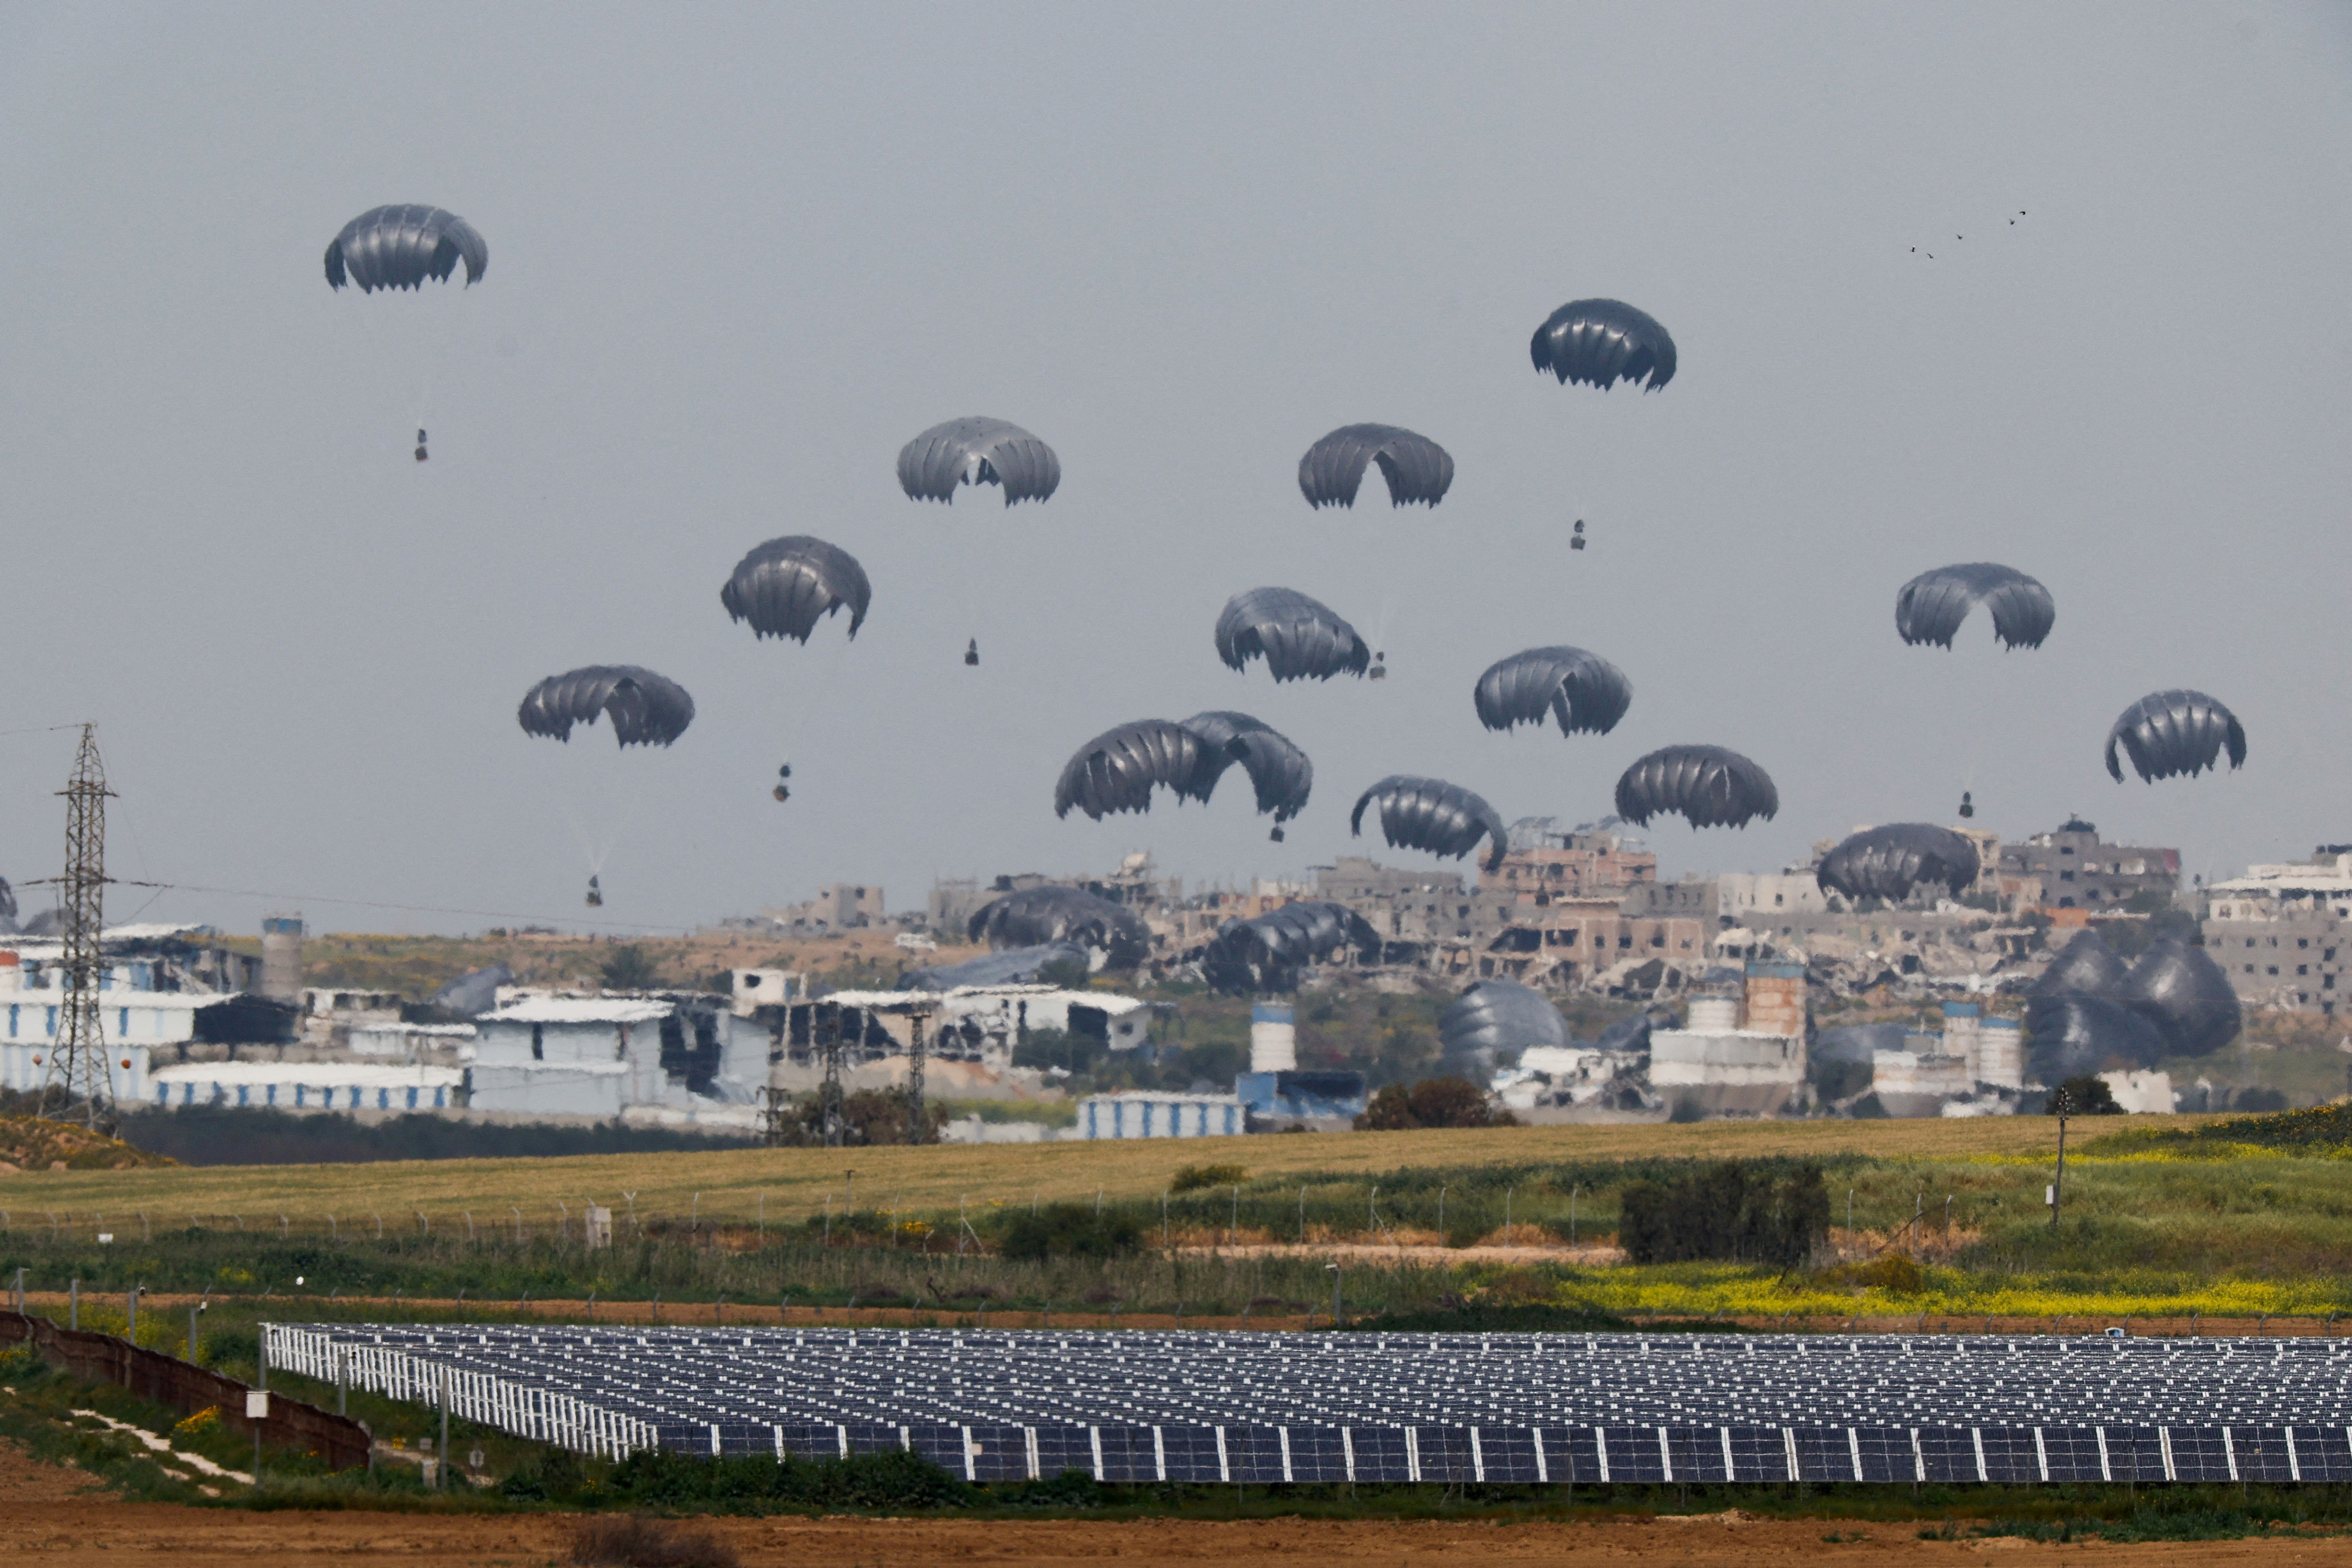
[[1354, 1076, 1514, 1131], [995, 1203, 1143, 1262], [607, 1447, 972, 1511], [1170, 1162, 1247, 1193], [1618, 1161, 1828, 1268]]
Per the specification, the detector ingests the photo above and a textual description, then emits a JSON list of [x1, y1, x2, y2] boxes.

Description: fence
[[267, 1324, 654, 1460], [0, 1310, 372, 1472]]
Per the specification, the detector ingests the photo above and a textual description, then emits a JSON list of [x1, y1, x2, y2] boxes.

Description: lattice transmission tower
[[47, 724, 115, 1128]]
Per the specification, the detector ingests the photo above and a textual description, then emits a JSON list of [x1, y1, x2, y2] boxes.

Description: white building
[[467, 995, 677, 1118], [1648, 990, 1807, 1116], [1075, 1091, 1244, 1139], [149, 1061, 463, 1112]]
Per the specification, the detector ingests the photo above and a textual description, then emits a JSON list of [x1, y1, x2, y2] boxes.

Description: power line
[[102, 878, 695, 935]]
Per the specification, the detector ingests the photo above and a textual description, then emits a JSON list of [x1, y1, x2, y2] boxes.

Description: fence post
[[438, 1366, 451, 1490], [187, 1306, 199, 1365], [336, 1347, 346, 1416], [126, 1285, 137, 1343], [68, 1278, 77, 1330]]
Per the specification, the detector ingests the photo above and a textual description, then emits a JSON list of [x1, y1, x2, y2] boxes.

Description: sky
[[2, 3, 2349, 938]]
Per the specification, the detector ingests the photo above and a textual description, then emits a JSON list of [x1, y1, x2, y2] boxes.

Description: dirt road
[[2, 1439, 2350, 1566]]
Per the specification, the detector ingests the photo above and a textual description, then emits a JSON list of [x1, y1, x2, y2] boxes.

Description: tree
[[2056, 1074, 2123, 1115], [599, 945, 663, 991], [1352, 1075, 1515, 1131]]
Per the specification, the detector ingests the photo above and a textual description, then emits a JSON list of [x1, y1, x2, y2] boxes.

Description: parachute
[[0, 875, 14, 922], [324, 205, 488, 292], [1472, 646, 1632, 737], [1053, 720, 1218, 821], [517, 666, 694, 747], [1895, 563, 2054, 650], [1529, 299, 1676, 390], [2119, 935, 2241, 1057], [1204, 901, 1379, 994], [908, 940, 1093, 990], [897, 417, 1060, 505], [1612, 745, 1778, 830], [1816, 823, 1979, 904], [720, 536, 871, 643], [2106, 690, 2247, 784], [968, 885, 1152, 972], [1214, 588, 1371, 683], [1181, 711, 1312, 838], [1297, 425, 1454, 508], [1350, 775, 1509, 873], [2024, 992, 2169, 1082], [1439, 979, 1569, 1062], [2032, 928, 2132, 1002]]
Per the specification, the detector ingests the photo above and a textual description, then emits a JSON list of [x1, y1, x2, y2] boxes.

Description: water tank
[[1248, 1002, 1296, 1072], [259, 916, 303, 1002]]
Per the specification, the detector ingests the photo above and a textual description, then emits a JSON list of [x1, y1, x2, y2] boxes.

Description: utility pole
[[2049, 1085, 2073, 1231], [819, 1003, 845, 1149], [49, 726, 115, 1129], [904, 1002, 931, 1146]]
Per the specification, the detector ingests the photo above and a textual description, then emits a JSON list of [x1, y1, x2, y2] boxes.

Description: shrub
[[996, 1203, 1142, 1263], [1618, 1160, 1828, 1268], [570, 1514, 739, 1568], [608, 1447, 972, 1511], [1170, 1162, 1247, 1193]]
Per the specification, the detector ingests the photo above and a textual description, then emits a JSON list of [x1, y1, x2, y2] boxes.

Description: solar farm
[[267, 1323, 2352, 1486]]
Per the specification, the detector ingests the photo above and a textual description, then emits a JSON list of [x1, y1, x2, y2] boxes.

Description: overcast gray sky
[[4, 4, 2348, 938]]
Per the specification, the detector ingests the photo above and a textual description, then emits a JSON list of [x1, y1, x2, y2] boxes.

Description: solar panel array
[[266, 1323, 2352, 1484]]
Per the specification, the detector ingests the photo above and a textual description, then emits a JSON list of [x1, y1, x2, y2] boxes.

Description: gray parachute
[[1613, 745, 1778, 830], [1895, 563, 2054, 650], [1215, 588, 1371, 683], [2106, 690, 2247, 784], [909, 941, 1092, 990], [2031, 928, 2132, 1001], [1297, 425, 1454, 508], [896, 417, 1060, 505], [968, 885, 1151, 972], [0, 875, 14, 923], [1181, 711, 1312, 831], [1053, 720, 1218, 821], [719, 536, 870, 643], [1473, 646, 1632, 737], [1439, 979, 1569, 1064], [1351, 775, 1508, 873], [1816, 823, 1979, 904], [517, 666, 694, 747], [2025, 992, 2169, 1082], [1203, 901, 1378, 994], [324, 205, 488, 292], [2119, 935, 2241, 1057], [1529, 298, 1676, 390]]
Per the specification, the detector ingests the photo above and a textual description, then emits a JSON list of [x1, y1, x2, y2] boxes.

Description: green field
[[8, 1110, 2352, 1330]]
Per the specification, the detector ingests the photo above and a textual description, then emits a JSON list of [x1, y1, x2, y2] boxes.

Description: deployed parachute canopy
[[517, 666, 694, 748], [1439, 979, 1569, 1064], [325, 205, 488, 292], [1816, 823, 1979, 904], [1215, 587, 1371, 683], [1473, 646, 1632, 738], [1351, 775, 1508, 873], [1613, 745, 1778, 830], [2032, 928, 2131, 1001], [1180, 711, 1312, 837], [2106, 690, 2247, 784], [1053, 720, 1218, 821], [1297, 425, 1454, 509], [897, 417, 1060, 505], [1895, 563, 2054, 650], [2119, 935, 2241, 1057], [968, 885, 1151, 972], [1529, 299, 1676, 390], [1204, 901, 1378, 994], [720, 536, 871, 643], [2024, 992, 2167, 1082]]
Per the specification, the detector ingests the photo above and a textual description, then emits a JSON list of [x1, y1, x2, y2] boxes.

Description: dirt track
[[4, 1440, 2352, 1566]]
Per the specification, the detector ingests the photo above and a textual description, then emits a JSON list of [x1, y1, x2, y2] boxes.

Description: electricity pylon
[[47, 725, 114, 1128]]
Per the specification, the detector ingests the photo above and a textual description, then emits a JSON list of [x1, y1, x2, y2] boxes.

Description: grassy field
[[0, 1114, 2151, 1229]]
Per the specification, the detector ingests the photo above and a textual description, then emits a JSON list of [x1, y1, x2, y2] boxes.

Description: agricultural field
[[6, 1109, 2352, 1331]]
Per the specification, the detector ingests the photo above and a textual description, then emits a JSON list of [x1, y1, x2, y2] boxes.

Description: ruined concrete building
[[2000, 818, 2179, 912], [2202, 845, 2352, 1015]]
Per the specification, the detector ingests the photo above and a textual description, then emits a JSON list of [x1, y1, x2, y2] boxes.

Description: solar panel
[[260, 1322, 2352, 1486]]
